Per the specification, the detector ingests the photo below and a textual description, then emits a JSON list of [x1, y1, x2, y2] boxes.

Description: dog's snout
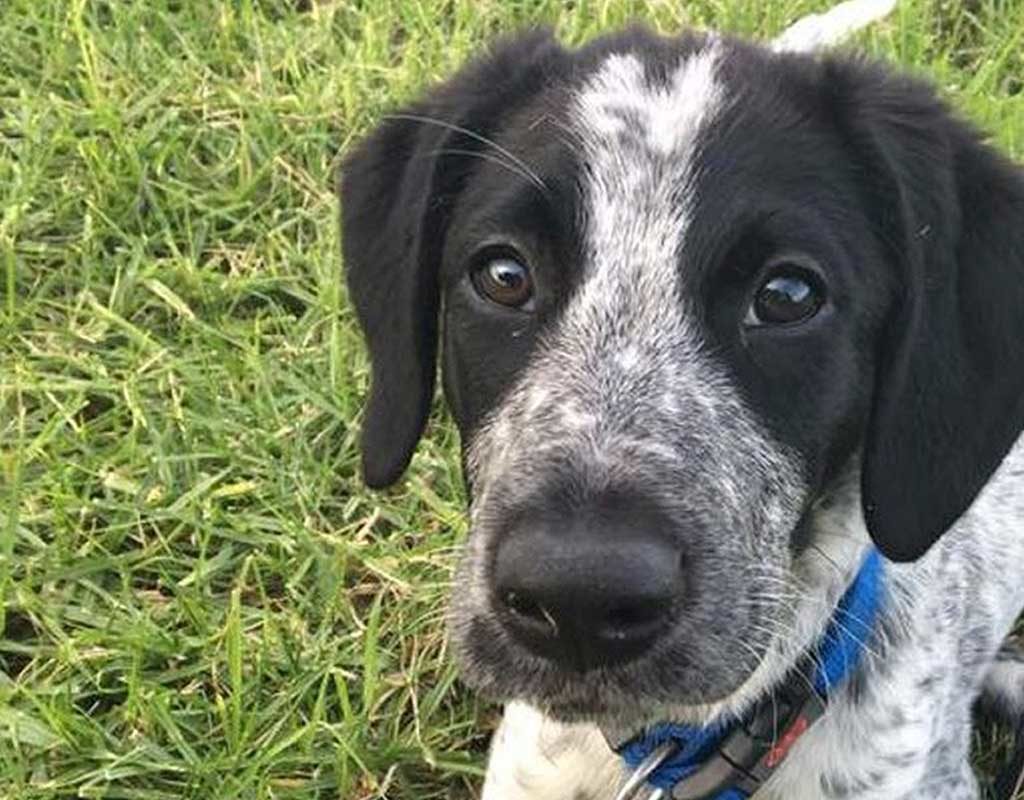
[[492, 500, 682, 671]]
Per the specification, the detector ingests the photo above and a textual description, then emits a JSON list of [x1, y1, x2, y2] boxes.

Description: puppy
[[340, 3, 1024, 797]]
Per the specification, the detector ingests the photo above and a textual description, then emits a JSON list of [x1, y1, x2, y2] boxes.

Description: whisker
[[809, 543, 847, 576], [420, 148, 540, 188], [387, 112, 549, 193]]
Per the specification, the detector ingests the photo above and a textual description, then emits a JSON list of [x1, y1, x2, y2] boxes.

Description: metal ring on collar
[[613, 741, 677, 800]]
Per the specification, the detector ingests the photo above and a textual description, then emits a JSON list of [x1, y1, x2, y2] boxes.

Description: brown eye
[[471, 255, 534, 309], [746, 269, 824, 326]]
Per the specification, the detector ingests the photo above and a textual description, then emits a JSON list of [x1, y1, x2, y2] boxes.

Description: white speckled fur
[[764, 439, 1024, 800], [482, 439, 1024, 799]]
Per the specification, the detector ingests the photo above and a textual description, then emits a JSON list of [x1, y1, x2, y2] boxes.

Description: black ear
[[830, 60, 1024, 561], [340, 30, 563, 488]]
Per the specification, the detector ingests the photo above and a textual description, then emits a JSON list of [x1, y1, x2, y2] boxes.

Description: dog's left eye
[[471, 253, 534, 310], [745, 265, 824, 327]]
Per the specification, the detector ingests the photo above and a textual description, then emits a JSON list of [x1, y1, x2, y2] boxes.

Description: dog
[[339, 1, 1024, 797]]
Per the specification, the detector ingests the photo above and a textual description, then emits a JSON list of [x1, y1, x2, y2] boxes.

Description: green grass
[[1, 0, 1022, 798]]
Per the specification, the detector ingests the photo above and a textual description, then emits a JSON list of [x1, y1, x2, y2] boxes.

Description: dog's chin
[[475, 669, 752, 733], [530, 692, 713, 732], [452, 616, 771, 730], [543, 676, 757, 727]]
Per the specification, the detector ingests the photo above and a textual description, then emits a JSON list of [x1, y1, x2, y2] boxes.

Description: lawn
[[2, 0, 1022, 798]]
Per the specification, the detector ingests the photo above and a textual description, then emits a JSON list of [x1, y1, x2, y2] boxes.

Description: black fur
[[339, 29, 564, 487], [831, 61, 1024, 561]]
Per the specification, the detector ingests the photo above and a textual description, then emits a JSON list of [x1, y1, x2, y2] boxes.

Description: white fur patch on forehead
[[573, 43, 724, 157], [562, 40, 725, 341]]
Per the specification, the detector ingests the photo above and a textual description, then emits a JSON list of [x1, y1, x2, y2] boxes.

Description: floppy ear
[[830, 60, 1024, 561], [340, 30, 563, 488]]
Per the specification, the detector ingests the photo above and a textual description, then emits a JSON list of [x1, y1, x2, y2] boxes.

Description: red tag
[[764, 715, 810, 768]]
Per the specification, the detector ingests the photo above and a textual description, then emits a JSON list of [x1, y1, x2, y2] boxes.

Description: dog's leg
[[481, 701, 625, 800]]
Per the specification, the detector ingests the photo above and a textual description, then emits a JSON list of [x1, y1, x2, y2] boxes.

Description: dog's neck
[[605, 549, 885, 800]]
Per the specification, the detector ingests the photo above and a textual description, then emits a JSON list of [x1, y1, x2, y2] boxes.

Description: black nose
[[492, 498, 682, 671]]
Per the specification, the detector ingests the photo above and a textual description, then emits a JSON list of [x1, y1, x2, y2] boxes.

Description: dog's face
[[341, 28, 1024, 727], [441, 34, 893, 720]]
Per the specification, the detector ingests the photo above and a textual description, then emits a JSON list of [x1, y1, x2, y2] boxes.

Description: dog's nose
[[492, 501, 682, 671]]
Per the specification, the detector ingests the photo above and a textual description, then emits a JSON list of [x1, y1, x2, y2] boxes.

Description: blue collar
[[611, 548, 885, 800]]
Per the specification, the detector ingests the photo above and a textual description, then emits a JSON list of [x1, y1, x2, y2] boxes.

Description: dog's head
[[340, 27, 1024, 725]]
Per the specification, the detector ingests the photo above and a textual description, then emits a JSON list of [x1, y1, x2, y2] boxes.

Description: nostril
[[501, 590, 559, 635], [502, 589, 536, 618], [598, 597, 671, 645], [604, 599, 666, 631]]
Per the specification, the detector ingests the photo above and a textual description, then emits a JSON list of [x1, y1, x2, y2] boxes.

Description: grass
[[1, 0, 1022, 797]]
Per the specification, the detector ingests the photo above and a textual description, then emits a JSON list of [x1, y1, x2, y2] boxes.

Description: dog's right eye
[[470, 252, 534, 310]]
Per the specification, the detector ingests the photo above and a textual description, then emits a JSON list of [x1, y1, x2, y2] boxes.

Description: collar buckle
[[610, 685, 828, 800], [696, 686, 826, 798]]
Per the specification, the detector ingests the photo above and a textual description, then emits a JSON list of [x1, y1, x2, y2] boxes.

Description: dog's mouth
[[449, 576, 788, 729]]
